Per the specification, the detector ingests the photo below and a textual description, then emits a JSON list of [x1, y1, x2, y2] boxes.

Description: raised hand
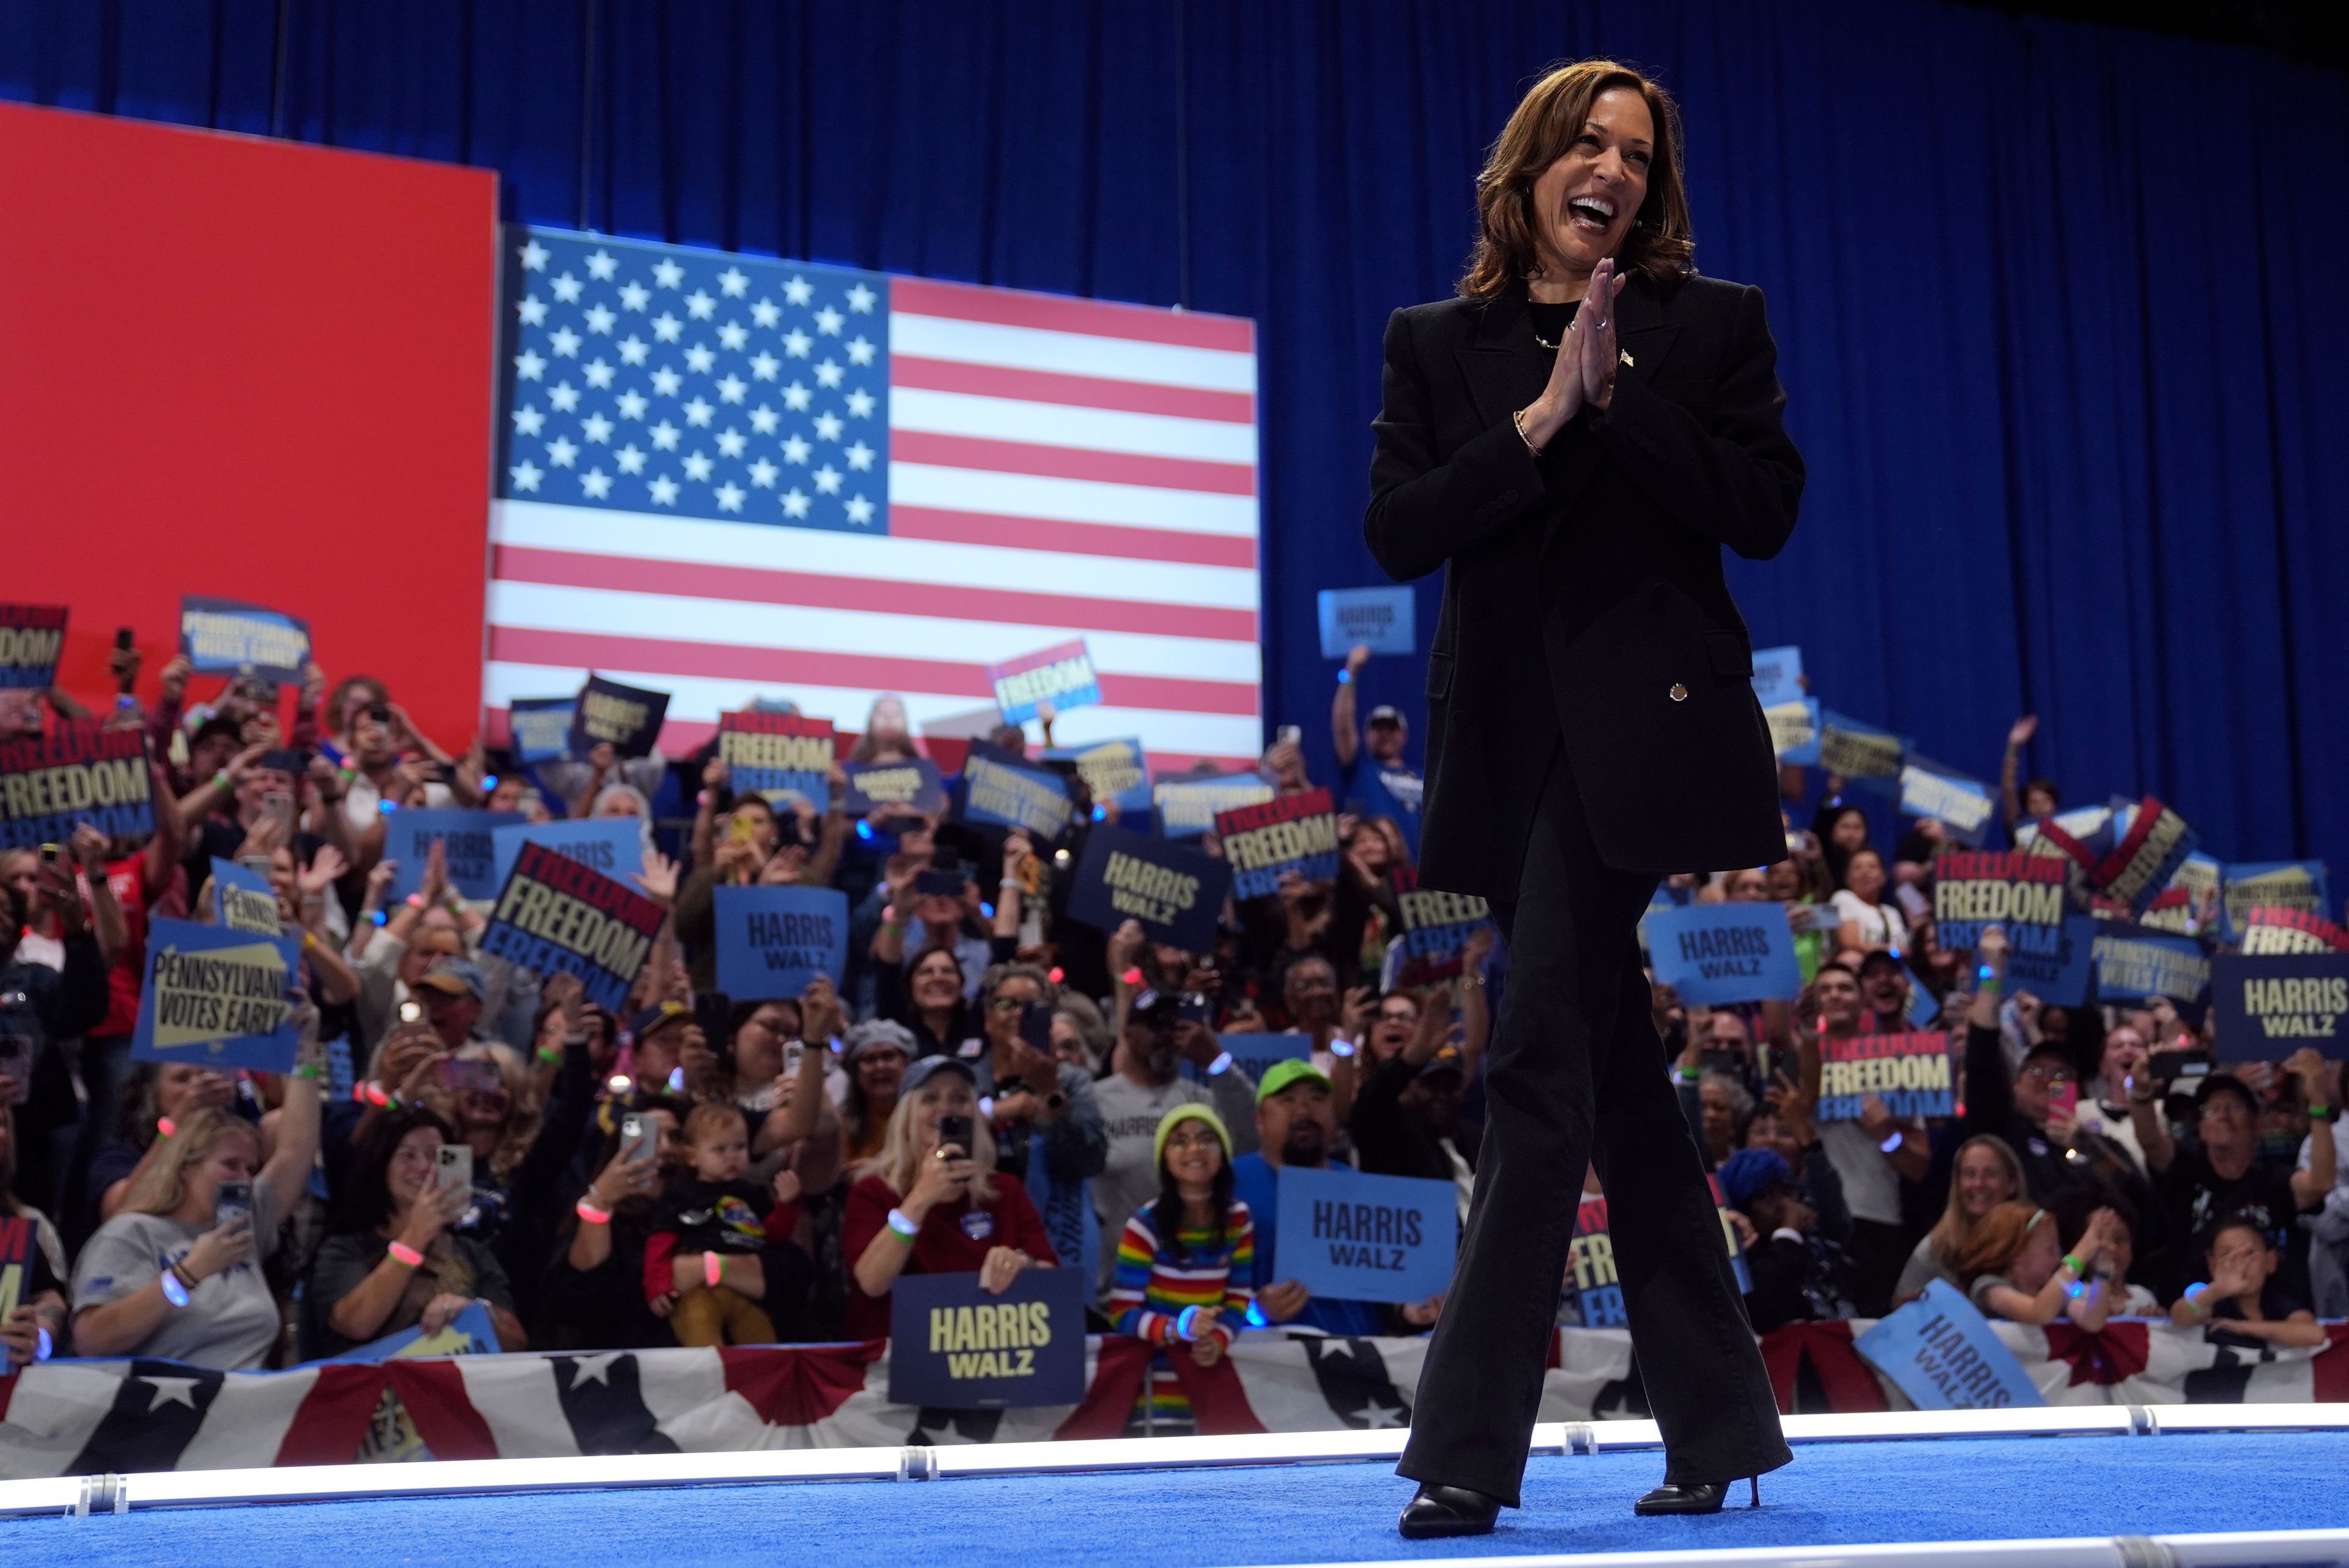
[[1576, 255, 1631, 411]]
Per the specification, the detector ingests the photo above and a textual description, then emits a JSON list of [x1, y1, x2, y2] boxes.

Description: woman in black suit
[[1370, 61, 1800, 1537]]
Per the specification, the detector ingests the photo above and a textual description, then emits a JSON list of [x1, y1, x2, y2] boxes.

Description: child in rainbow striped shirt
[[1110, 1104, 1256, 1432]]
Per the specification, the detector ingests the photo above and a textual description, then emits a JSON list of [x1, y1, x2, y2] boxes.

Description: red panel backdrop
[[0, 103, 494, 749]]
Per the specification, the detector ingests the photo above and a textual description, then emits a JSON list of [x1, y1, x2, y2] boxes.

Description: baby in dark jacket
[[645, 1102, 809, 1345]]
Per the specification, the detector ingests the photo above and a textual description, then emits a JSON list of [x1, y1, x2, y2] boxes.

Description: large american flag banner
[[486, 226, 1260, 768]]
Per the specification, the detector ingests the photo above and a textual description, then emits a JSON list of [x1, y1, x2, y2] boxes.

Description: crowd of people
[[0, 640, 2339, 1423]]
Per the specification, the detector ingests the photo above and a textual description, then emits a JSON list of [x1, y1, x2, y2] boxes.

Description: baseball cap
[[844, 1018, 917, 1064], [1417, 1046, 1466, 1083], [1855, 949, 1906, 976], [623, 999, 689, 1042], [414, 957, 488, 1003], [1366, 704, 1408, 730], [1256, 1058, 1332, 1104], [1153, 1103, 1233, 1165], [900, 1054, 979, 1096]]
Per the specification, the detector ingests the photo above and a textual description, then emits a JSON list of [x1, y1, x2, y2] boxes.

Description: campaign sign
[[1899, 759, 1996, 847], [959, 741, 1074, 839], [489, 817, 644, 900], [1642, 903, 1802, 1006], [718, 712, 835, 809], [1765, 697, 1821, 765], [209, 856, 281, 936], [1396, 877, 1494, 979], [507, 697, 577, 765], [1816, 710, 1907, 782], [1569, 1195, 1627, 1328], [1215, 787, 1340, 899], [1853, 1279, 2045, 1411], [479, 840, 665, 1014], [2091, 797, 2198, 917], [319, 1301, 499, 1364], [0, 605, 67, 690], [179, 595, 310, 684], [0, 1214, 39, 1350], [0, 723, 155, 852], [384, 809, 526, 903], [1064, 824, 1229, 952], [842, 757, 948, 817], [1153, 771, 1274, 839], [1039, 737, 1154, 817], [1274, 1165, 1457, 1306], [1817, 1031, 1953, 1121], [2210, 954, 2349, 1061], [1932, 850, 2069, 953], [2091, 924, 2211, 1004], [2222, 861, 2331, 942], [567, 675, 670, 759], [1749, 645, 1802, 707], [987, 639, 1100, 727], [888, 1266, 1087, 1409], [131, 917, 300, 1074], [714, 885, 850, 1001], [1316, 585, 1416, 659], [1181, 1031, 1309, 1088], [2003, 915, 2099, 1008], [2240, 907, 2349, 956]]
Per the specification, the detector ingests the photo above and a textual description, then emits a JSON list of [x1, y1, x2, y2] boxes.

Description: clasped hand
[[1518, 257, 1632, 450]]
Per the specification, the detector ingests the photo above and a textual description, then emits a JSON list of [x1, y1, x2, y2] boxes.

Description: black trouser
[[1398, 748, 1791, 1507]]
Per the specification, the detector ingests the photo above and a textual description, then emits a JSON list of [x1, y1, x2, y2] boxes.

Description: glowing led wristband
[[703, 1252, 725, 1287], [574, 1198, 612, 1225], [886, 1208, 921, 1240], [1176, 1306, 1201, 1341], [387, 1241, 425, 1269], [1206, 1051, 1234, 1076], [159, 1269, 191, 1309]]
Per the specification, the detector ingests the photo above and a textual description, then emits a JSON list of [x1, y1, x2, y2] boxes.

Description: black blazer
[[1364, 272, 1802, 899]]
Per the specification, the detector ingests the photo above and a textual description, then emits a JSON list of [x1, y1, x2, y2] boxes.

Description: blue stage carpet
[[9, 1430, 2348, 1566]]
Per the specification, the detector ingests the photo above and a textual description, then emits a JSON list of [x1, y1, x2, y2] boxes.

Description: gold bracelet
[[1512, 407, 1543, 456]]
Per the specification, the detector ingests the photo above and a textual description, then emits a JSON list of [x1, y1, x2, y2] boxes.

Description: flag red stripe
[[275, 1365, 393, 1466], [382, 1362, 499, 1461], [883, 505, 1256, 568], [492, 544, 1259, 642], [488, 625, 1263, 716], [892, 275, 1253, 354], [890, 429, 1255, 496], [891, 354, 1255, 425]]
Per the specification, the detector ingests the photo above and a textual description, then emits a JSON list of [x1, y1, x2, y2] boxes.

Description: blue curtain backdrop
[[7, 0, 2347, 879]]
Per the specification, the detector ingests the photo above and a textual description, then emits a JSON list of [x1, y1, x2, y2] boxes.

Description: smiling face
[[385, 1126, 441, 1214], [1813, 967, 1863, 1030], [909, 949, 963, 1010], [181, 1128, 259, 1219], [1368, 994, 1419, 1061], [1956, 1142, 2016, 1219], [1844, 849, 1887, 902], [1527, 86, 1655, 282], [1161, 1117, 1226, 1192]]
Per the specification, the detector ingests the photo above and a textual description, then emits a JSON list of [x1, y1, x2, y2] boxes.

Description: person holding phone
[[841, 1056, 1056, 1340], [0, 840, 112, 1221], [307, 1107, 527, 1355], [548, 1096, 692, 1349], [71, 1046, 322, 1369], [970, 965, 1107, 1279]]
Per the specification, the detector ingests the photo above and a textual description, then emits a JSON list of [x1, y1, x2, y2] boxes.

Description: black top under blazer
[[1364, 272, 1803, 899]]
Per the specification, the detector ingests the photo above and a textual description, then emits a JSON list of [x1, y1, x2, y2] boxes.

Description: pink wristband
[[574, 1198, 612, 1225], [703, 1252, 724, 1287], [387, 1241, 425, 1269]]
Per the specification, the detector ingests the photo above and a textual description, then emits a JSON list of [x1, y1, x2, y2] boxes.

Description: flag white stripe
[[486, 662, 1263, 758], [488, 581, 1262, 683], [177, 1370, 318, 1469], [889, 311, 1256, 394], [456, 1359, 582, 1459], [886, 462, 1257, 539], [888, 385, 1257, 466], [493, 501, 1256, 608]]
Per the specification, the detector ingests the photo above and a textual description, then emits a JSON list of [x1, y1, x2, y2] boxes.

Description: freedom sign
[[131, 917, 300, 1074], [506, 697, 576, 765], [1642, 902, 1802, 1005], [2240, 908, 2349, 956], [567, 675, 670, 759], [1854, 1279, 2045, 1411], [2091, 924, 2211, 1003], [713, 885, 850, 1001], [842, 757, 948, 817], [887, 1267, 1087, 1409], [1315, 585, 1415, 659], [959, 742, 1074, 839], [1395, 877, 1493, 979], [1274, 1165, 1457, 1306], [2222, 861, 2331, 941], [479, 840, 665, 1014], [384, 809, 525, 903], [987, 639, 1100, 727], [179, 595, 310, 684], [1153, 771, 1272, 838], [1215, 787, 1339, 899], [1063, 823, 1228, 952], [0, 605, 67, 690], [1932, 849, 2070, 952], [718, 712, 835, 809], [1568, 1191, 1751, 1329], [209, 856, 281, 936], [0, 723, 155, 852], [2210, 954, 2349, 1061], [1818, 1031, 1953, 1121], [2091, 797, 2199, 917], [489, 817, 645, 900]]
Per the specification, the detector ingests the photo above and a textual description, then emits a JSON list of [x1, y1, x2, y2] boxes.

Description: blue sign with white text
[[1642, 903, 1802, 1006], [2005, 914, 2098, 1008], [507, 697, 577, 765], [1274, 1165, 1457, 1306], [714, 885, 850, 1002], [385, 809, 526, 903], [1854, 1278, 2045, 1410], [1750, 645, 1802, 707], [179, 596, 310, 684], [208, 856, 280, 935], [1316, 586, 1416, 659], [2091, 924, 2211, 1003], [489, 817, 645, 899], [131, 917, 300, 1074], [959, 741, 1074, 839]]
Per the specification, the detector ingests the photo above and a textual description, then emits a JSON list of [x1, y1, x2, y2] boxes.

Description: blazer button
[[1668, 683, 1688, 702]]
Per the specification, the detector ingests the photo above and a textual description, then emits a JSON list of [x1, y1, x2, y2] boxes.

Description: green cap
[[1255, 1058, 1332, 1105]]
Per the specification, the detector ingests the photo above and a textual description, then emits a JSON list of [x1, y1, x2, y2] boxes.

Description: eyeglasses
[[1163, 1129, 1223, 1152], [989, 996, 1029, 1013]]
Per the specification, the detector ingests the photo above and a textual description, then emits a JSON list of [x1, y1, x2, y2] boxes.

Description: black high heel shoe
[[1398, 1482, 1503, 1539], [1633, 1476, 1762, 1515]]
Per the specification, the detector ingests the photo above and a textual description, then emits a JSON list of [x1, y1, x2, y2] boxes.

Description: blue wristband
[[1206, 1051, 1233, 1077], [1336, 669, 1351, 685], [1879, 1131, 1904, 1154], [34, 1326, 51, 1362], [1176, 1305, 1201, 1340], [160, 1269, 191, 1308]]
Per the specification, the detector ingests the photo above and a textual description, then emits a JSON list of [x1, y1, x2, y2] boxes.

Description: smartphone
[[935, 1113, 974, 1160], [2151, 1048, 2216, 1090], [262, 790, 295, 833], [398, 999, 424, 1025], [1176, 992, 1214, 1027], [727, 812, 759, 843], [1699, 1049, 1747, 1080], [782, 1039, 805, 1079], [2047, 1077, 2079, 1123], [445, 1059, 501, 1093], [114, 626, 135, 652], [1275, 724, 1302, 748], [435, 1143, 473, 1194], [367, 702, 392, 724], [0, 1036, 32, 1104], [618, 1112, 655, 1165], [1018, 1001, 1056, 1053], [237, 854, 273, 876], [213, 1179, 253, 1232]]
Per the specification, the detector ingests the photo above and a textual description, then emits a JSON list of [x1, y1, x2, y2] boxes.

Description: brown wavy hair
[[1459, 59, 1695, 300]]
